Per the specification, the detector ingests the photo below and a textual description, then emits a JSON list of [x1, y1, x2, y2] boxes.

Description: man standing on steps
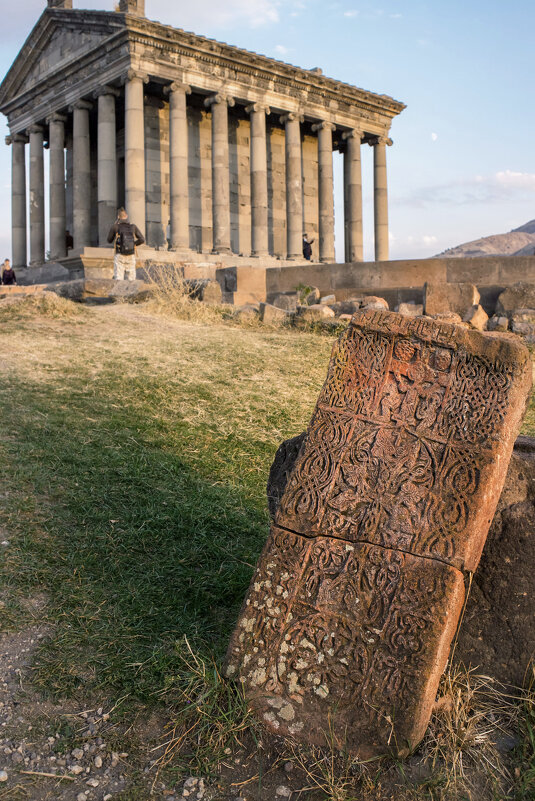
[[107, 207, 145, 281]]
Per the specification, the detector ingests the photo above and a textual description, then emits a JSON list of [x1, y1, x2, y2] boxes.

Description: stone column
[[371, 136, 391, 262], [205, 93, 235, 254], [47, 113, 67, 260], [280, 112, 303, 260], [65, 130, 73, 236], [343, 129, 363, 262], [7, 134, 28, 268], [95, 87, 119, 246], [246, 103, 270, 257], [71, 100, 92, 249], [124, 70, 148, 235], [166, 82, 191, 251], [312, 121, 335, 263], [28, 124, 45, 265]]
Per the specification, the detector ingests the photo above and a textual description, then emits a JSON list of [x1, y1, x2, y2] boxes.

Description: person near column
[[2, 259, 17, 285], [302, 233, 315, 261], [107, 207, 145, 281]]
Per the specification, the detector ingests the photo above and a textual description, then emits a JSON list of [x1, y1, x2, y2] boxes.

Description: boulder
[[82, 279, 153, 303], [267, 433, 535, 688], [259, 302, 291, 325], [511, 320, 535, 344], [424, 282, 480, 317], [496, 283, 535, 315], [184, 278, 222, 305], [396, 302, 424, 317], [361, 295, 389, 311], [297, 303, 335, 321], [296, 286, 320, 306], [331, 300, 361, 316], [46, 280, 85, 302], [319, 294, 336, 305], [463, 304, 489, 331], [431, 312, 463, 325], [488, 315, 509, 332], [511, 308, 535, 324], [272, 293, 298, 312]]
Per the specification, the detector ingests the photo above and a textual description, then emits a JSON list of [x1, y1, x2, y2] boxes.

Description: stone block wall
[[302, 132, 319, 245], [267, 123, 287, 258]]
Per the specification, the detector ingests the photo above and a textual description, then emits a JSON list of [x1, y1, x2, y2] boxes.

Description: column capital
[[204, 93, 235, 108], [93, 85, 121, 99], [245, 102, 270, 115], [342, 128, 364, 141], [69, 99, 93, 112], [122, 69, 149, 85], [280, 112, 304, 124], [164, 81, 192, 96], [311, 120, 336, 133], [46, 112, 68, 124], [27, 124, 45, 135], [368, 135, 393, 147], [7, 133, 29, 145]]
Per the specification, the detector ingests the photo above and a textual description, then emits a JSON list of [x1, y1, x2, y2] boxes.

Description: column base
[[212, 247, 232, 255]]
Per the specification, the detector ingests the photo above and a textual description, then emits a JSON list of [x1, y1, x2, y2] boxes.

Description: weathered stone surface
[[184, 278, 222, 305], [298, 287, 320, 306], [272, 293, 298, 312], [320, 294, 336, 305], [430, 311, 463, 324], [260, 302, 291, 325], [297, 304, 335, 321], [82, 279, 153, 303], [268, 433, 535, 689], [511, 319, 535, 343], [331, 300, 361, 317], [424, 282, 480, 317], [396, 302, 423, 317], [456, 437, 535, 687], [227, 309, 531, 758], [463, 304, 488, 331], [496, 283, 535, 315], [511, 308, 535, 324], [488, 315, 509, 332], [46, 279, 85, 301], [361, 295, 389, 311]]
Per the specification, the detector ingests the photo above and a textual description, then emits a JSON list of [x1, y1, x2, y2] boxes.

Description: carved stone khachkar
[[226, 310, 532, 757]]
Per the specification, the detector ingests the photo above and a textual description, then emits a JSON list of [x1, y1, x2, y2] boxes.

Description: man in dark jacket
[[107, 208, 145, 281]]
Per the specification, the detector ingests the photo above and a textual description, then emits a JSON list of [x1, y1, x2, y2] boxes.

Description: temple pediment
[[0, 9, 124, 108]]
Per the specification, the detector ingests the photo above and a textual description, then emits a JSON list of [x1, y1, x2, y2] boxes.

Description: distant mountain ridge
[[437, 220, 535, 258]]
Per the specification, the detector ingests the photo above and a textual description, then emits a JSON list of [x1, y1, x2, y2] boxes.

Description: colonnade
[[6, 72, 391, 268]]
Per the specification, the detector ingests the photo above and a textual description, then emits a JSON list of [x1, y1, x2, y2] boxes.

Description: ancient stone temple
[[226, 310, 532, 757], [0, 0, 405, 270]]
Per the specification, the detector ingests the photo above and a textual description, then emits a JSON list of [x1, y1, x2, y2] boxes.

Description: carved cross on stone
[[226, 310, 532, 758]]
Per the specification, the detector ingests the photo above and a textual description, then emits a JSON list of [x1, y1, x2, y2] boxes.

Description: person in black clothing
[[65, 230, 74, 251], [303, 233, 315, 261], [2, 259, 16, 285], [107, 208, 145, 281]]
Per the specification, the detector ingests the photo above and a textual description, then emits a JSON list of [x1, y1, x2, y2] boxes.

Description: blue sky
[[0, 0, 534, 261]]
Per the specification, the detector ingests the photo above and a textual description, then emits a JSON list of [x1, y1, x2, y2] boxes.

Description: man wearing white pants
[[107, 208, 145, 281]]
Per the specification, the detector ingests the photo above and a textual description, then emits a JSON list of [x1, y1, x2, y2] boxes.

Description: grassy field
[[0, 296, 533, 800]]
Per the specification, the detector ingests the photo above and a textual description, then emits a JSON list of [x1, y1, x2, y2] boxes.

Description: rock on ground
[[496, 282, 535, 314], [424, 282, 480, 317]]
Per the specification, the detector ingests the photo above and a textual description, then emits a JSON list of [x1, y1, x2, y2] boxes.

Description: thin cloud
[[431, 132, 438, 142], [393, 171, 535, 209], [343, 10, 359, 17], [274, 44, 289, 55]]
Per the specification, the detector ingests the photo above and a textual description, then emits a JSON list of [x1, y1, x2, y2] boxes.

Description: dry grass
[[143, 263, 229, 324], [0, 292, 84, 320]]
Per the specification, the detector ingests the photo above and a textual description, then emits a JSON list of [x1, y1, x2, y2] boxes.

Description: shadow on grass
[[0, 371, 269, 706]]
